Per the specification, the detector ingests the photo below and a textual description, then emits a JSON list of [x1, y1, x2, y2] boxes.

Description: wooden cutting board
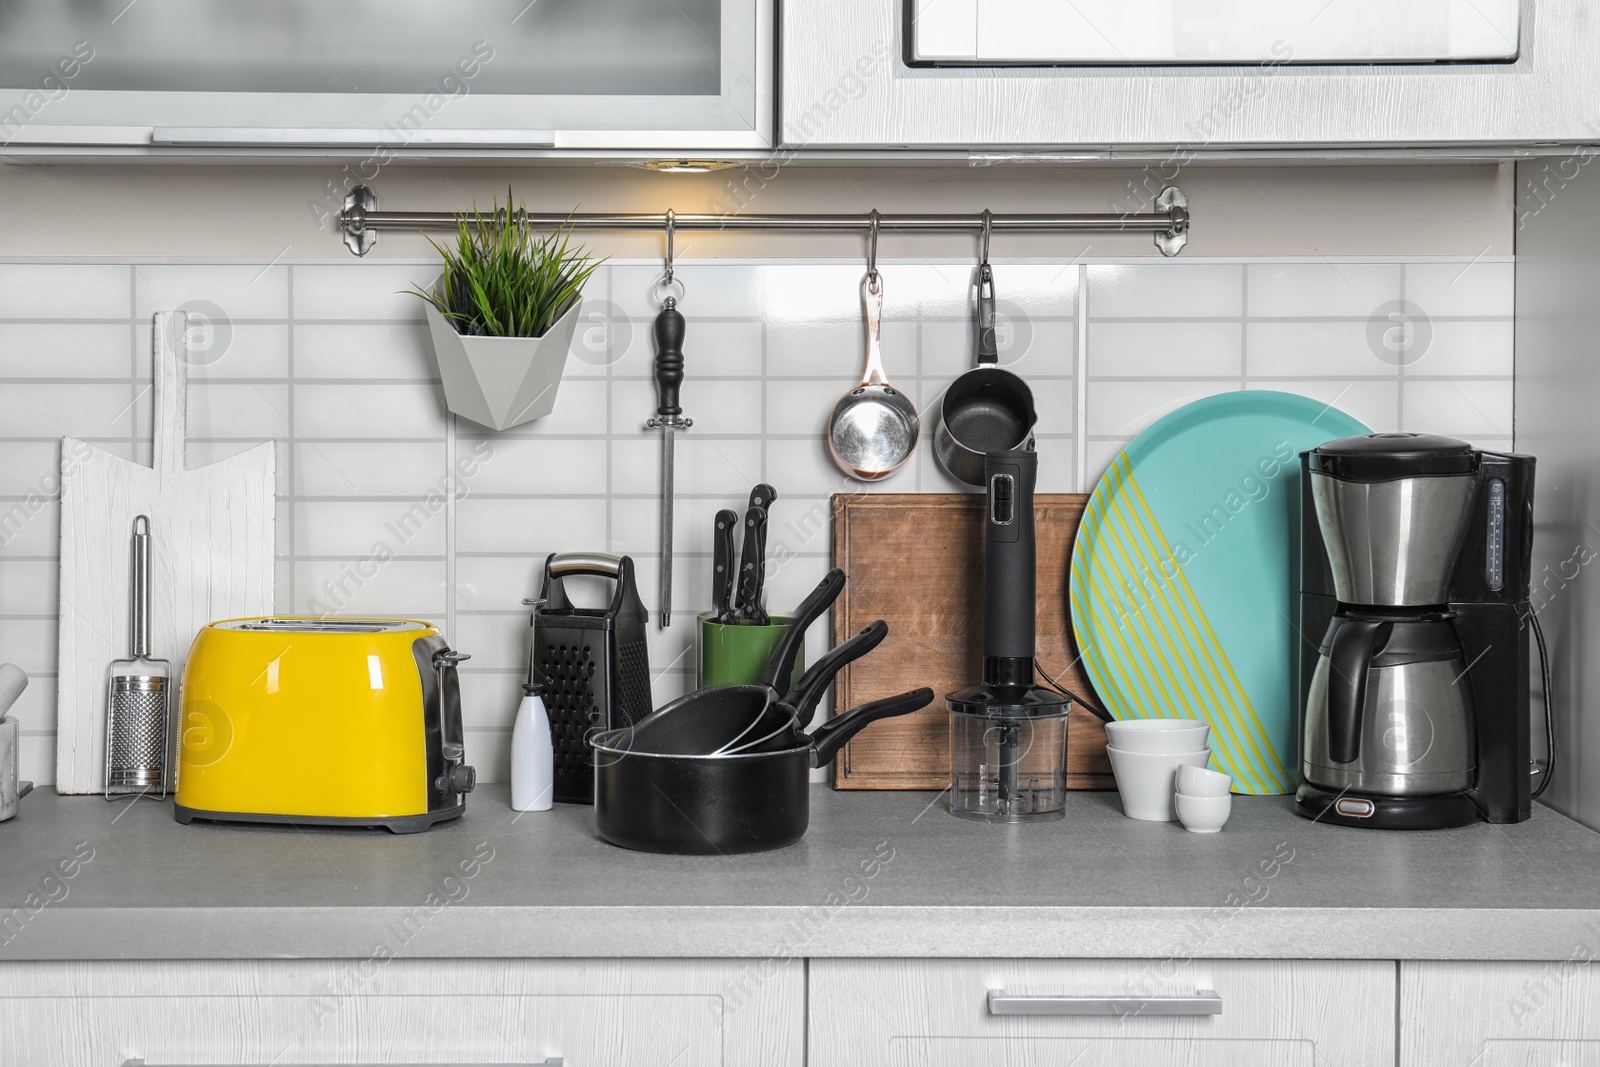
[[55, 312, 276, 794], [830, 493, 1112, 790]]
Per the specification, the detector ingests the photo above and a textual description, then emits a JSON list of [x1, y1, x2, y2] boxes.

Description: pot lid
[[1310, 432, 1478, 481]]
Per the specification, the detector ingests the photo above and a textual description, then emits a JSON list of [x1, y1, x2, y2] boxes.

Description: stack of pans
[[592, 568, 932, 854]]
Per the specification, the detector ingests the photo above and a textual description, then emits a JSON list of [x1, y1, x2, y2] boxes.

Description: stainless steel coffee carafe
[[1302, 434, 1481, 798]]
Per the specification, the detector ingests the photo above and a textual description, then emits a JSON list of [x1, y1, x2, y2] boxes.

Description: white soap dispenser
[[512, 598, 554, 812]]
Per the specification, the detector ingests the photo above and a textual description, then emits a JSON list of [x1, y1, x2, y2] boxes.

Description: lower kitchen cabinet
[[1403, 960, 1600, 1066], [809, 958, 1396, 1067], [0, 958, 803, 1067]]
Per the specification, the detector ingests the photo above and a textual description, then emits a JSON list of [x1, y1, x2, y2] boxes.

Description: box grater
[[531, 552, 653, 804]]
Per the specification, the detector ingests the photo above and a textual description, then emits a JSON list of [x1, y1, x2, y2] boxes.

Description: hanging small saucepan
[[934, 227, 1038, 486]]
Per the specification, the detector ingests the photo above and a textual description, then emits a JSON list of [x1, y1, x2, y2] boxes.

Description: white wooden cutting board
[[55, 312, 276, 794]]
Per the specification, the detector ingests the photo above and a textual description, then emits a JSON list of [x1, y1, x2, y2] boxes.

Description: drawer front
[[1403, 960, 1600, 1066], [810, 958, 1394, 1067], [0, 958, 802, 1067]]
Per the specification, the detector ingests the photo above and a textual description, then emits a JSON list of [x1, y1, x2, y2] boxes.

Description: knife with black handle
[[713, 508, 738, 623], [735, 504, 769, 624]]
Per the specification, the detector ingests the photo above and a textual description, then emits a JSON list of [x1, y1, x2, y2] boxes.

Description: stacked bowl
[[1104, 719, 1227, 827]]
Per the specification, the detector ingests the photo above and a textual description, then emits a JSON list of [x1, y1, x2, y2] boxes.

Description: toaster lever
[[433, 649, 472, 667]]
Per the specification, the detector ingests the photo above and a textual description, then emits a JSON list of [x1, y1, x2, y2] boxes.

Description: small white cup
[[1103, 718, 1211, 754], [1175, 791, 1232, 833], [1105, 745, 1211, 821], [1175, 764, 1232, 798]]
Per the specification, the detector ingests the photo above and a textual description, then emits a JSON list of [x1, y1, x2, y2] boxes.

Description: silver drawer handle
[[123, 1061, 562, 1067], [987, 988, 1222, 1016]]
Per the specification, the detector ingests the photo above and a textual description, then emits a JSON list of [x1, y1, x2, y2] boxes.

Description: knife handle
[[713, 509, 738, 621], [736, 505, 767, 619], [653, 305, 685, 417]]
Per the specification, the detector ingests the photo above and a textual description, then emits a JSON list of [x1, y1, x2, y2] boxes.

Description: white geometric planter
[[423, 298, 582, 431]]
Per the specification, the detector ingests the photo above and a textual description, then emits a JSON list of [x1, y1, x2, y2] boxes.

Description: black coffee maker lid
[[1310, 432, 1478, 481]]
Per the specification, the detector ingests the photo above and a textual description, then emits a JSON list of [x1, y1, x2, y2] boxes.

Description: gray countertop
[[2, 784, 1598, 962]]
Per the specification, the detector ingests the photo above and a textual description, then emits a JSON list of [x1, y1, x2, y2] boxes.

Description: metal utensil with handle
[[828, 230, 920, 481], [647, 278, 690, 629], [104, 515, 172, 799], [935, 246, 1037, 486]]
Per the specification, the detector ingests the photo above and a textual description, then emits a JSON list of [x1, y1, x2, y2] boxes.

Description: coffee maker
[[1295, 433, 1546, 829]]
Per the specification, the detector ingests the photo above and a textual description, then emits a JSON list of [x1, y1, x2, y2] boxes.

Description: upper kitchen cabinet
[[780, 0, 1600, 152], [0, 0, 770, 156]]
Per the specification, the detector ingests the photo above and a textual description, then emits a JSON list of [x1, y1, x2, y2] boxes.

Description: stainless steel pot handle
[[987, 987, 1222, 1016], [124, 1060, 563, 1066]]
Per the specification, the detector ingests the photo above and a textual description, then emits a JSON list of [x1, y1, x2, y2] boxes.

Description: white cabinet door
[[810, 958, 1395, 1067], [0, 958, 803, 1067], [1403, 960, 1600, 1066], [782, 0, 1600, 149]]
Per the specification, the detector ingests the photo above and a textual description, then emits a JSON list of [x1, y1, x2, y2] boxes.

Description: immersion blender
[[946, 448, 1071, 821]]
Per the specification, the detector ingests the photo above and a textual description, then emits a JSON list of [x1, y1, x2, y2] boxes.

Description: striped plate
[[1069, 391, 1369, 795]]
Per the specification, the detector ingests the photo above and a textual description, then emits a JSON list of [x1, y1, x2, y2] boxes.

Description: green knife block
[[697, 614, 804, 689]]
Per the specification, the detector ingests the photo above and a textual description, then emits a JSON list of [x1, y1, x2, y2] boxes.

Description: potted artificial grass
[[408, 194, 601, 431]]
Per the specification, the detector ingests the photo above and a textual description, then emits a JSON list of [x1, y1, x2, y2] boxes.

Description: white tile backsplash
[[1247, 262, 1402, 318], [0, 254, 1514, 784], [1089, 322, 1242, 377], [293, 323, 434, 379], [135, 264, 290, 321], [1245, 321, 1392, 378], [1089, 263, 1242, 318], [1404, 261, 1516, 318], [0, 264, 129, 319], [0, 324, 131, 378]]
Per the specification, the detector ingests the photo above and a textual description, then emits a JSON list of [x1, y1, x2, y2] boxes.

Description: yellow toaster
[[174, 617, 476, 833]]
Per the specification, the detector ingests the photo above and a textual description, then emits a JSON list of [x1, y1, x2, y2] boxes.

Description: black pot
[[592, 688, 934, 854], [933, 265, 1037, 486]]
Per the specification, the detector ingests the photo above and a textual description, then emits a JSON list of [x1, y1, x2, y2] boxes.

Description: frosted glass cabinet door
[[0, 0, 770, 150]]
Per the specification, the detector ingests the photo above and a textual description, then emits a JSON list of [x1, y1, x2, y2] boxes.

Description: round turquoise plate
[[1069, 391, 1369, 795]]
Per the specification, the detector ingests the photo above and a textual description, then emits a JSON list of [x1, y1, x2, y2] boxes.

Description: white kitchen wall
[[0, 253, 1513, 785]]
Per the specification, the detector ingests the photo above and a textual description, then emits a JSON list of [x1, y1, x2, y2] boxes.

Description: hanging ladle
[[828, 211, 920, 481]]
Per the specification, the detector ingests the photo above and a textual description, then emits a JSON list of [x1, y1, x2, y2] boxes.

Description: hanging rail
[[337, 185, 1190, 258]]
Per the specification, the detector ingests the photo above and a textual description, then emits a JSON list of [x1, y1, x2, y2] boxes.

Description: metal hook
[[654, 209, 685, 307], [664, 209, 676, 284], [866, 210, 881, 289], [980, 209, 992, 266]]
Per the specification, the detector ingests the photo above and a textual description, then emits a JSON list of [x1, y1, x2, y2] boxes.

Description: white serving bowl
[[1175, 764, 1232, 798], [1105, 745, 1211, 822], [1175, 791, 1232, 834], [1103, 717, 1211, 754]]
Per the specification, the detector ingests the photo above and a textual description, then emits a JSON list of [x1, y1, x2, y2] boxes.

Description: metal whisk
[[104, 515, 171, 799]]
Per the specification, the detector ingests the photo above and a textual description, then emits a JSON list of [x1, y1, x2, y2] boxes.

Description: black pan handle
[[788, 620, 889, 729], [976, 262, 998, 365], [1327, 617, 1392, 764], [810, 688, 934, 768], [759, 568, 847, 696]]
